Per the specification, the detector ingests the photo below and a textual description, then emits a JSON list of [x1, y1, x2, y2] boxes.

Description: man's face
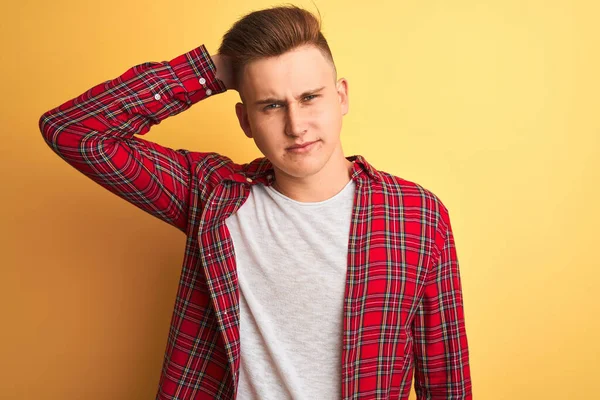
[[235, 44, 349, 181]]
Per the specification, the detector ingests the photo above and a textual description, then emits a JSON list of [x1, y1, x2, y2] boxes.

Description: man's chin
[[274, 161, 328, 180]]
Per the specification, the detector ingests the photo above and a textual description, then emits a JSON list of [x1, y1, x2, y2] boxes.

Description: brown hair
[[217, 4, 337, 91]]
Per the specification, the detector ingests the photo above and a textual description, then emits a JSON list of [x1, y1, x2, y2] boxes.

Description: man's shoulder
[[188, 151, 254, 178], [201, 154, 273, 178], [351, 154, 447, 216], [376, 169, 450, 218], [187, 152, 278, 191]]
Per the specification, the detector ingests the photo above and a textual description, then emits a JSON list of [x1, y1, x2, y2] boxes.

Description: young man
[[39, 5, 471, 400]]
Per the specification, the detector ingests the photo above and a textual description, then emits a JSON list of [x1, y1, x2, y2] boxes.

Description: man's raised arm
[[38, 45, 232, 233]]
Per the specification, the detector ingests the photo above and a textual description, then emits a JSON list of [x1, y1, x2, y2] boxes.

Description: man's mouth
[[287, 140, 320, 150]]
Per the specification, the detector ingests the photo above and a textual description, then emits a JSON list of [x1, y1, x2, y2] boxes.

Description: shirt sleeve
[[412, 205, 472, 399], [38, 45, 227, 233]]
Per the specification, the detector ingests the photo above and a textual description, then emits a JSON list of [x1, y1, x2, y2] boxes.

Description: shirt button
[[207, 253, 211, 257], [246, 177, 253, 183], [199, 77, 206, 85], [267, 174, 273, 180], [223, 310, 228, 315], [154, 93, 161, 100], [206, 89, 212, 96]]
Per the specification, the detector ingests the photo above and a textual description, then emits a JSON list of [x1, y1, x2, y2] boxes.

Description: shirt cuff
[[168, 44, 228, 103]]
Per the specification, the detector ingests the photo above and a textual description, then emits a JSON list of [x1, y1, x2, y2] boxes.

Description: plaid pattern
[[39, 44, 472, 399]]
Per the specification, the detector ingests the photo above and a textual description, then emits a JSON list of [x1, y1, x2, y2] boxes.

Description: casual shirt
[[39, 44, 472, 399]]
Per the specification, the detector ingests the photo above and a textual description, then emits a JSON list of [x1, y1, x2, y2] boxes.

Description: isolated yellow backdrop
[[1, 0, 598, 399]]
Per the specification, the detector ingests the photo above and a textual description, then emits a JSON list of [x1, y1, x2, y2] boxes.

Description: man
[[39, 5, 471, 400]]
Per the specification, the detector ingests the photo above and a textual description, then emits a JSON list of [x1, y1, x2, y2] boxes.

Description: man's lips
[[287, 140, 319, 150]]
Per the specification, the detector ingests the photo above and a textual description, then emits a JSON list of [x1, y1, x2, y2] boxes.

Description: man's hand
[[212, 54, 237, 92]]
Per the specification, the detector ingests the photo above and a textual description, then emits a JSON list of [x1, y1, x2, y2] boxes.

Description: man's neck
[[271, 155, 355, 203]]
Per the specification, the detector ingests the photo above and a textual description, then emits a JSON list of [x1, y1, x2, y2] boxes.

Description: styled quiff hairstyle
[[217, 4, 337, 93]]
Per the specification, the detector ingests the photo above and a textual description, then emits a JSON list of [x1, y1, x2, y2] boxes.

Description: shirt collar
[[228, 154, 382, 186]]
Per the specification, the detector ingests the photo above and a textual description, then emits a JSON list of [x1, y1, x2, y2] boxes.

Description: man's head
[[217, 5, 350, 182]]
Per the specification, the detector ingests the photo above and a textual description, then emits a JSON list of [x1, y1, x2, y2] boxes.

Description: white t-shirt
[[225, 179, 356, 399]]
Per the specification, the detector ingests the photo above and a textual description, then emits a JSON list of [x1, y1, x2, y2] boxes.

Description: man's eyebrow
[[253, 86, 326, 106]]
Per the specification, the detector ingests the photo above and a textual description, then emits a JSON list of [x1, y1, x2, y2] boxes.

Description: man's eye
[[264, 95, 318, 111]]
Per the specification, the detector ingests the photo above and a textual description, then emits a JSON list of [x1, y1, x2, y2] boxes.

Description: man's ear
[[235, 102, 253, 138], [336, 78, 349, 116]]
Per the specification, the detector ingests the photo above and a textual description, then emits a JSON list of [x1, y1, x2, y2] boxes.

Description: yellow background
[[2, 0, 598, 398]]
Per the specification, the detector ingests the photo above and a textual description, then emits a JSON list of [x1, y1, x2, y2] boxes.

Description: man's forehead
[[245, 47, 331, 77], [239, 46, 335, 101], [244, 79, 328, 101], [243, 71, 328, 99]]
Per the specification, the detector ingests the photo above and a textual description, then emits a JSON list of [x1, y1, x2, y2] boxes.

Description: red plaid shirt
[[39, 44, 472, 399]]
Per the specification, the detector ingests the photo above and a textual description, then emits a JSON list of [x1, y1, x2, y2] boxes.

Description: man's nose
[[284, 104, 307, 136]]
